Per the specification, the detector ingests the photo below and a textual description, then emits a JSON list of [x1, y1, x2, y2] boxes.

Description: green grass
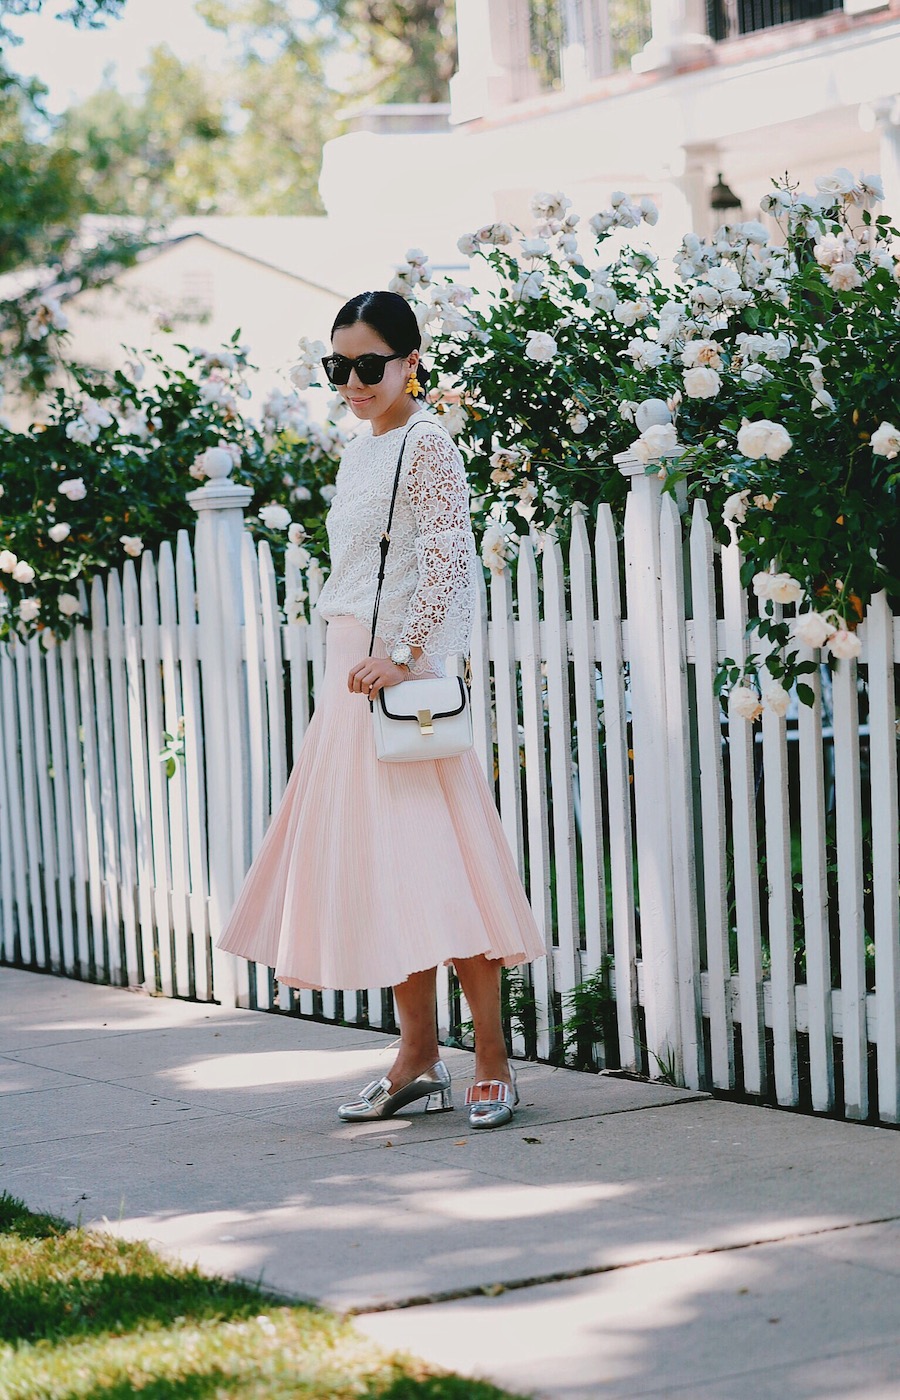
[[0, 1193, 527, 1400]]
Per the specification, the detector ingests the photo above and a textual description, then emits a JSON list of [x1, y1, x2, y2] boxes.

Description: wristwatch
[[390, 643, 412, 672]]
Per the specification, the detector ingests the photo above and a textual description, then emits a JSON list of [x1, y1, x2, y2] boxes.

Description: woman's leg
[[453, 954, 512, 1093], [385, 967, 441, 1087]]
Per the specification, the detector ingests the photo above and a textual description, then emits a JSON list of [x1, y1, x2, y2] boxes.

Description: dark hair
[[331, 290, 429, 398]]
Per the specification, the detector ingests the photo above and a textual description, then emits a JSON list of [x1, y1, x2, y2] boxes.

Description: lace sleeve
[[396, 425, 477, 658]]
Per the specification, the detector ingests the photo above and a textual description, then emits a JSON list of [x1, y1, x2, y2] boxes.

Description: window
[[706, 0, 842, 41], [523, 0, 652, 91]]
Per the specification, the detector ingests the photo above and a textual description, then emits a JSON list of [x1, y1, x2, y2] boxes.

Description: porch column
[[450, 0, 521, 123], [632, 0, 712, 74], [859, 95, 900, 216]]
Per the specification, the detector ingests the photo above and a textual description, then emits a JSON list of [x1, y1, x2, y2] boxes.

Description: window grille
[[706, 0, 841, 40]]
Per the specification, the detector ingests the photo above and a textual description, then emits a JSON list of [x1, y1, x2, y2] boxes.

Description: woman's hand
[[347, 657, 409, 698]]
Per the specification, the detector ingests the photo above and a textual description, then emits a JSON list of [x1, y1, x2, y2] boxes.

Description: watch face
[[392, 645, 412, 666]]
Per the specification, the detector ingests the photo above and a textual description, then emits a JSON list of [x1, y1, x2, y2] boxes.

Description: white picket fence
[[1, 457, 898, 1123]]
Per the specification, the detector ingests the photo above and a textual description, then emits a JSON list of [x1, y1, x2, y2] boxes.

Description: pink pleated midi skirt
[[215, 615, 546, 990]]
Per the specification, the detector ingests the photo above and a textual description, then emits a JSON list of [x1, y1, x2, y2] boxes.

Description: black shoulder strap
[[367, 422, 417, 659]]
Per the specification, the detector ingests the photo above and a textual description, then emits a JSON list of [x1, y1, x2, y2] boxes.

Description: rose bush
[[0, 331, 346, 644], [388, 174, 900, 707]]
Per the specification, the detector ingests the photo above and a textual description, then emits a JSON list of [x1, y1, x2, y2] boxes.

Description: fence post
[[617, 450, 684, 1083], [187, 460, 253, 1008]]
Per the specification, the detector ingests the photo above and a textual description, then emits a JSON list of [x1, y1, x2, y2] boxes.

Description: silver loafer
[[465, 1066, 519, 1130], [337, 1059, 453, 1122]]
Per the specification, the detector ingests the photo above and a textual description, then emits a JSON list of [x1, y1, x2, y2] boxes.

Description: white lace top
[[314, 409, 478, 669]]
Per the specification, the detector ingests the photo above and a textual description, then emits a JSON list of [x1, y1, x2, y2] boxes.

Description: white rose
[[764, 424, 792, 460], [288, 522, 307, 545], [753, 570, 802, 605], [683, 366, 721, 399], [48, 522, 71, 543], [829, 262, 862, 293], [82, 397, 113, 428], [827, 629, 862, 660], [723, 489, 750, 527], [634, 398, 671, 433], [813, 233, 845, 268], [632, 422, 679, 464], [792, 611, 835, 649], [477, 222, 514, 247], [871, 421, 900, 459], [568, 411, 589, 435], [120, 535, 144, 557], [0, 550, 17, 572], [18, 597, 41, 622], [704, 263, 741, 292], [815, 168, 859, 198], [590, 285, 618, 313], [524, 330, 558, 363], [763, 684, 791, 717], [320, 484, 337, 502], [41, 629, 57, 649], [613, 300, 643, 327], [292, 485, 312, 502], [12, 560, 35, 583], [457, 233, 479, 257], [639, 196, 659, 225], [64, 417, 98, 446], [258, 504, 292, 530], [681, 339, 723, 370], [737, 419, 792, 461], [515, 271, 545, 301], [59, 478, 87, 501], [57, 593, 82, 616], [740, 364, 773, 387], [520, 236, 550, 258], [730, 685, 763, 722], [286, 543, 311, 568], [481, 523, 511, 575], [438, 403, 467, 437]]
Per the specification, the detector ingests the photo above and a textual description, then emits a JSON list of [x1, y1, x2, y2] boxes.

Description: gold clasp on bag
[[417, 708, 434, 736]]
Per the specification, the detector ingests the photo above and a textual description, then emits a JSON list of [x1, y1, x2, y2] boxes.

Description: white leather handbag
[[372, 673, 472, 763], [367, 424, 474, 764]]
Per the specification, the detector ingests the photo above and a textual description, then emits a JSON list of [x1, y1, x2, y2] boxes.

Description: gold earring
[[405, 371, 422, 396]]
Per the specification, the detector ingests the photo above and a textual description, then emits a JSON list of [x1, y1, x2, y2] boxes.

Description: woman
[[217, 290, 545, 1129]]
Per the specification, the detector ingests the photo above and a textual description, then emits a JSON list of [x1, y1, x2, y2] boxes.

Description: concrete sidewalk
[[2, 967, 899, 1399]]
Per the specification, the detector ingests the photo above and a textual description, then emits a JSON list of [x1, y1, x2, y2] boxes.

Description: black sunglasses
[[321, 352, 407, 386]]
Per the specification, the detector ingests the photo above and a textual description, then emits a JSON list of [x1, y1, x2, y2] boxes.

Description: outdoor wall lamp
[[710, 170, 742, 217]]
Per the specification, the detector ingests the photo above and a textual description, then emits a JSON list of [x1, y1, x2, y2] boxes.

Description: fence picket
[[569, 506, 606, 978], [75, 620, 105, 977], [28, 636, 60, 971], [721, 541, 766, 1096], [123, 562, 156, 989], [831, 654, 868, 1119], [490, 565, 525, 878], [60, 631, 90, 976], [106, 572, 140, 986], [240, 534, 273, 1009], [659, 494, 703, 1091], [175, 532, 210, 1002], [797, 651, 833, 1112], [594, 506, 638, 1071], [158, 544, 192, 999], [90, 578, 123, 985], [469, 561, 493, 785], [688, 501, 732, 1089], [866, 594, 900, 1122], [516, 535, 553, 1060], [140, 554, 175, 998], [14, 638, 45, 966], [543, 534, 581, 1023], [758, 606, 798, 1106], [0, 645, 30, 964]]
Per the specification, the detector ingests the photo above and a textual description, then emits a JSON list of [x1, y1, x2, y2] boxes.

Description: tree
[[199, 0, 457, 107], [0, 0, 126, 44]]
